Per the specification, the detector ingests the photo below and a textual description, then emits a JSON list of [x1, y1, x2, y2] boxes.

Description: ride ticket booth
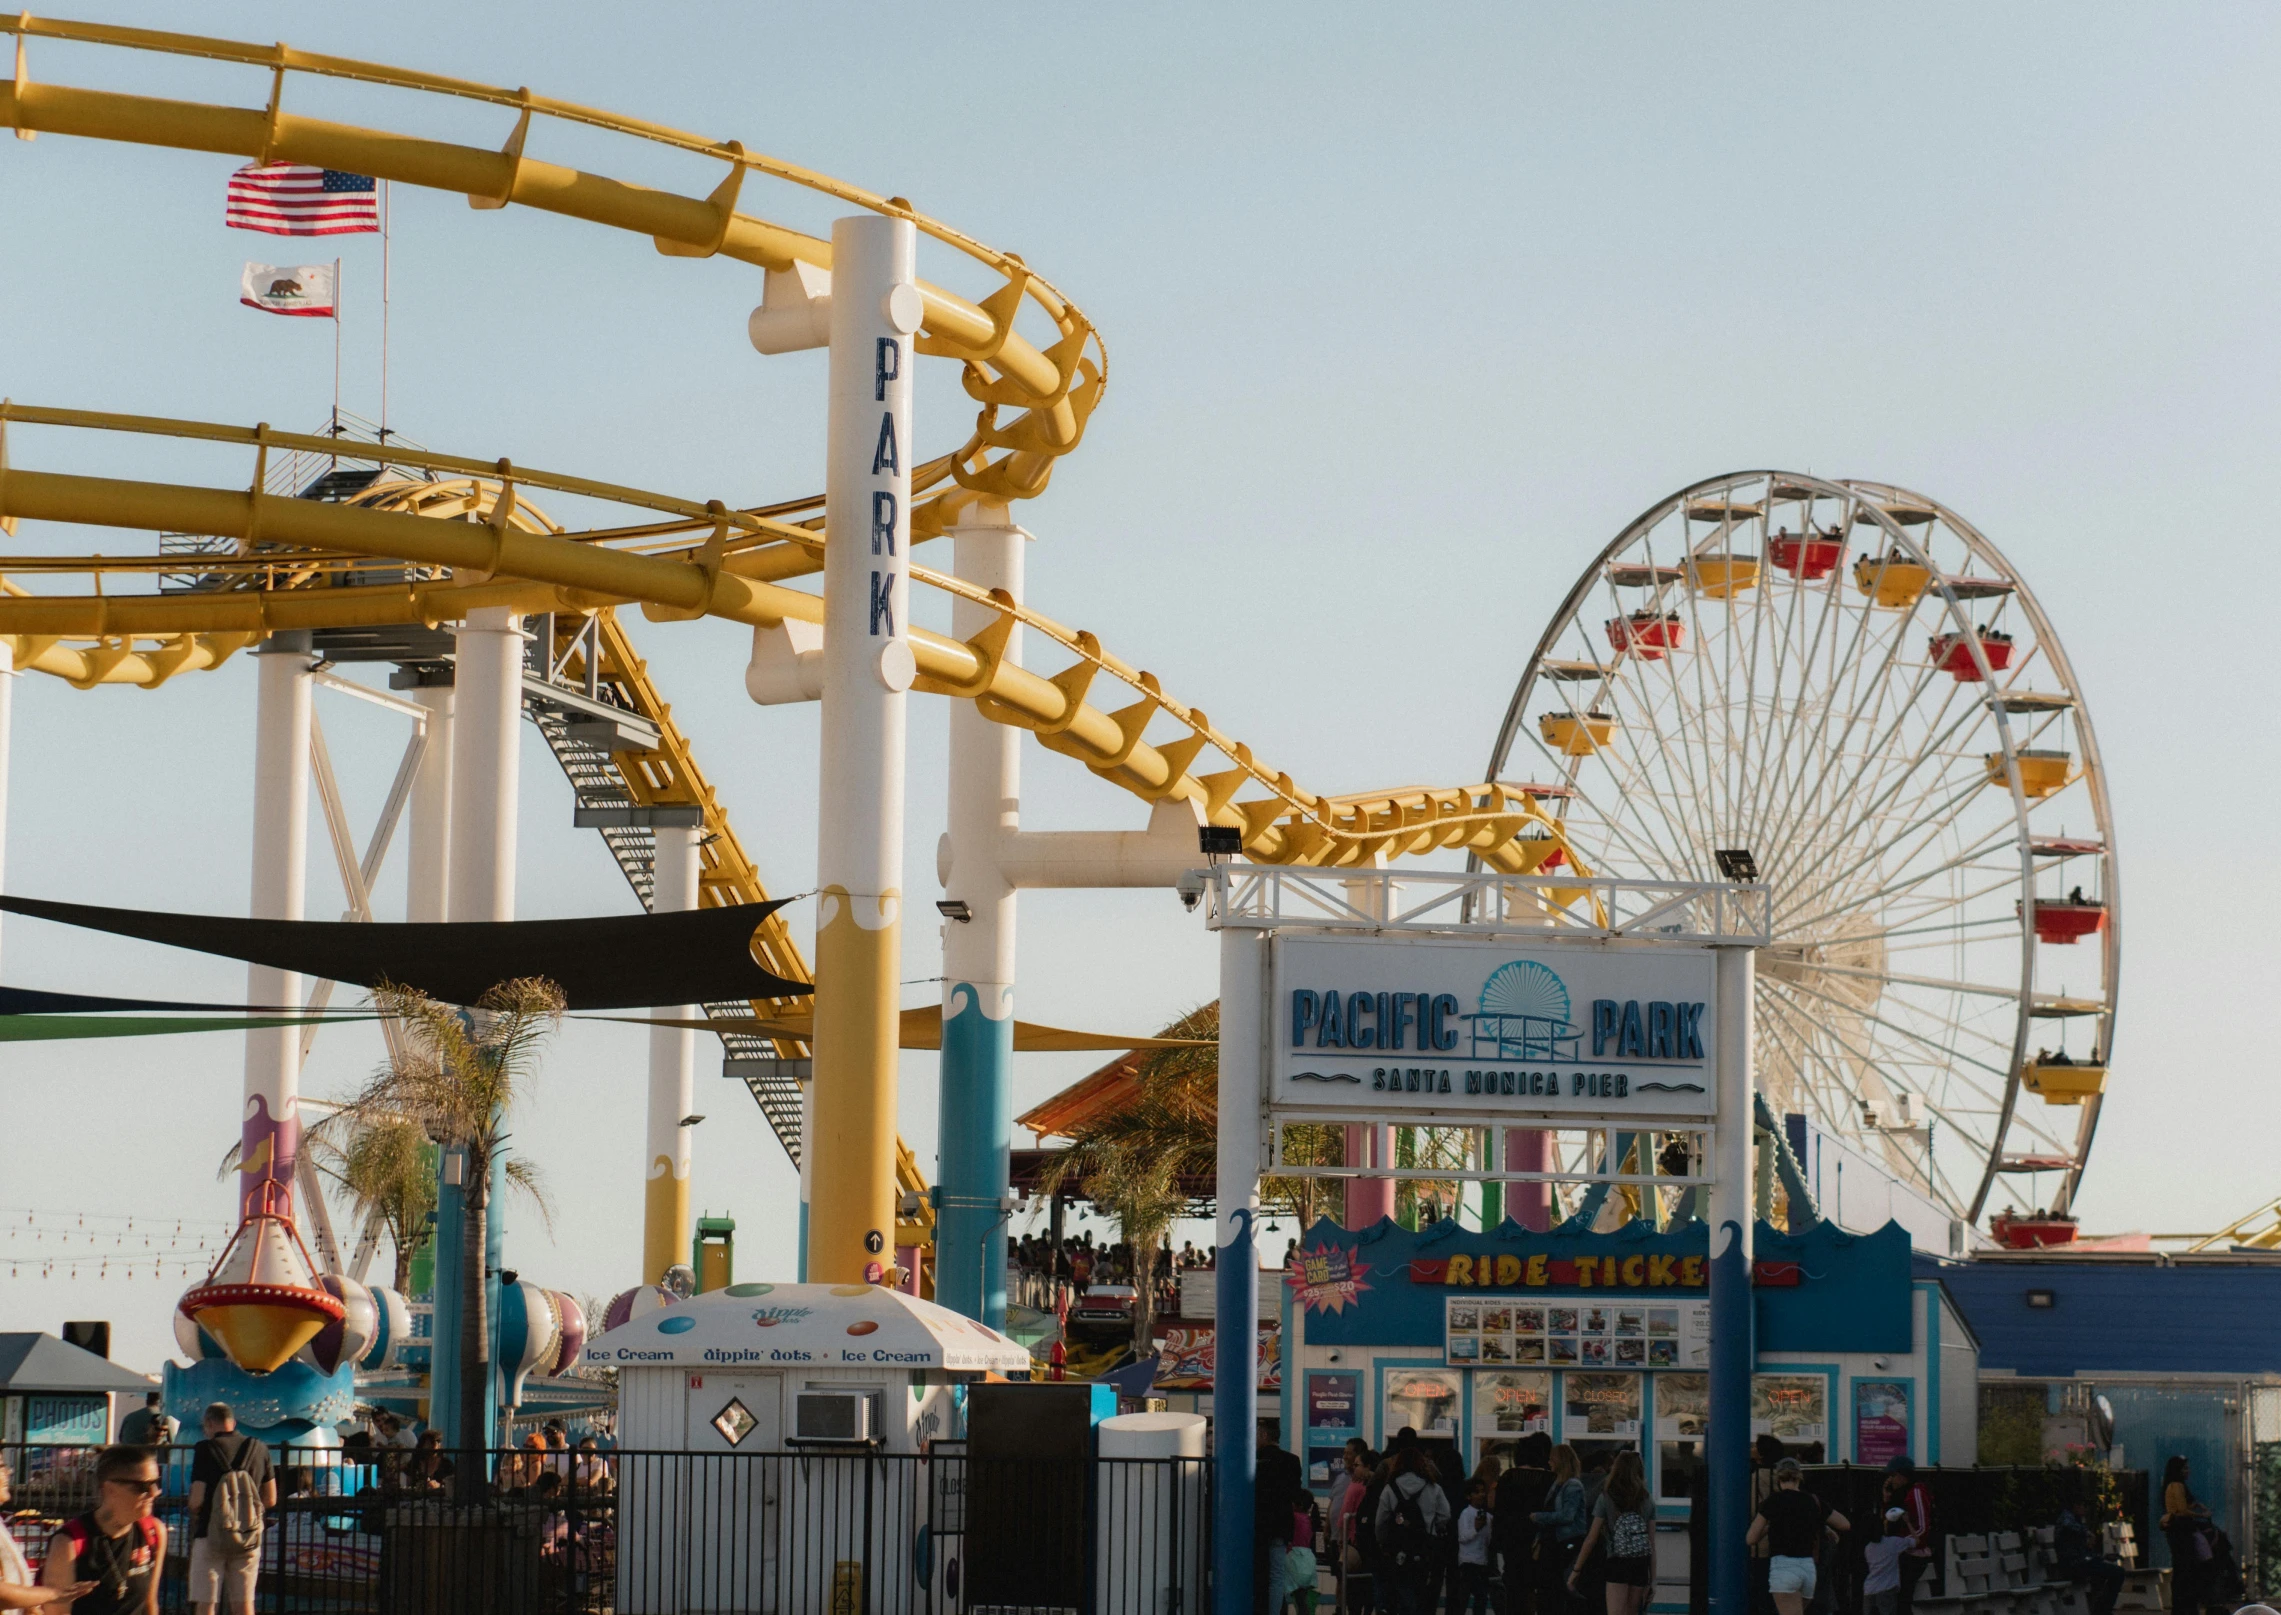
[[1280, 1213, 1978, 1608]]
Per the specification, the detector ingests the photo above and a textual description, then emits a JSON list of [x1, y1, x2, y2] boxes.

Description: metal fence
[[2, 1442, 1210, 1614]]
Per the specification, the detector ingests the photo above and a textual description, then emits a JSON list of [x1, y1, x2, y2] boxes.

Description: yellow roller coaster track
[[0, 406, 1585, 876]]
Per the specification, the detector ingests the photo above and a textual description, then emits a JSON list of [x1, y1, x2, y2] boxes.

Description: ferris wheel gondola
[[1485, 473, 2118, 1227]]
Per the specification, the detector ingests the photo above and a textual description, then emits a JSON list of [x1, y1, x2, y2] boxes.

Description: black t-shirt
[[1758, 1488, 1828, 1558], [54, 1513, 161, 1615], [191, 1433, 274, 1540], [1493, 1466, 1551, 1548]]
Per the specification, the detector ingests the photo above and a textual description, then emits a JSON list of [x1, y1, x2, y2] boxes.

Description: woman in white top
[[0, 1463, 96, 1610]]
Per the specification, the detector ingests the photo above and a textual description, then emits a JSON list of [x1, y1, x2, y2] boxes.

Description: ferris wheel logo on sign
[[1470, 961, 1580, 1062]]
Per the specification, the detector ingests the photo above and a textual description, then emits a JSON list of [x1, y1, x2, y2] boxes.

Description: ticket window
[[1561, 1371, 1644, 1473], [1655, 1373, 1708, 1503], [1752, 1374, 1830, 1463], [1471, 1371, 1552, 1473]]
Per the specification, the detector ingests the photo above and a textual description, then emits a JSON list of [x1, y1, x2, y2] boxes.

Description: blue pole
[[1213, 926, 1263, 1615], [1708, 947, 1757, 1615], [429, 1148, 464, 1441], [936, 981, 1013, 1327]]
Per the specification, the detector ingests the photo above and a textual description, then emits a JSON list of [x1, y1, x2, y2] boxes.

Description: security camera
[[1176, 870, 1205, 912]]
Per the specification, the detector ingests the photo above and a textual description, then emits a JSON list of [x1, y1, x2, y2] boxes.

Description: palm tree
[[336, 977, 563, 1497], [1037, 1004, 1217, 1359], [335, 1115, 439, 1293]]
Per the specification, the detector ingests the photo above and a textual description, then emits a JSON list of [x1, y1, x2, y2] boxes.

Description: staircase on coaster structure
[[524, 609, 938, 1286]]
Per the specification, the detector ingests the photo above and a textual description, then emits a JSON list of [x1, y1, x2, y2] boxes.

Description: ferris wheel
[[1485, 472, 2118, 1228]]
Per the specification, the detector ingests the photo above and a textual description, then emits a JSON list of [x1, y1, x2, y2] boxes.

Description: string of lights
[[3, 1207, 234, 1281]]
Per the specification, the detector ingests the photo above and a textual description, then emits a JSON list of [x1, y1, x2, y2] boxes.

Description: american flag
[[225, 163, 379, 236]]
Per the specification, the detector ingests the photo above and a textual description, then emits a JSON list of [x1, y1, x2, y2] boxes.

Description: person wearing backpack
[[1569, 1451, 1654, 1615], [1373, 1446, 1452, 1615], [186, 1402, 275, 1615]]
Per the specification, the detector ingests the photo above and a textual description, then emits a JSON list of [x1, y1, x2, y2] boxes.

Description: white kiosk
[[588, 1282, 1029, 1614]]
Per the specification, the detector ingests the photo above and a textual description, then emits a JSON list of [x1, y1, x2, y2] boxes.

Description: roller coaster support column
[[1707, 945, 1756, 1615], [1215, 924, 1265, 1615], [644, 821, 701, 1283], [405, 676, 453, 924], [808, 214, 918, 1286], [243, 633, 311, 1221], [432, 604, 521, 1459], [938, 501, 1022, 1327]]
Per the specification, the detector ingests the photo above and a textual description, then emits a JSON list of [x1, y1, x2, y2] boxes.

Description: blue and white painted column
[[1707, 944, 1756, 1615], [936, 501, 1022, 1327], [432, 603, 523, 1452], [1214, 924, 1265, 1615]]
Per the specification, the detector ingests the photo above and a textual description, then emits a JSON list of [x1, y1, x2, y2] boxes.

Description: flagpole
[[332, 256, 343, 472], [380, 181, 391, 443]]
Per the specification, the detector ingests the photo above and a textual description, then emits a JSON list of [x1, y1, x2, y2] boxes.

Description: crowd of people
[[0, 1403, 622, 1615], [1007, 1231, 1186, 1313], [1251, 1431, 2169, 1615]]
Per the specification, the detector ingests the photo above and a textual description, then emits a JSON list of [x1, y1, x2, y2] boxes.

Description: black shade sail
[[0, 895, 811, 1011]]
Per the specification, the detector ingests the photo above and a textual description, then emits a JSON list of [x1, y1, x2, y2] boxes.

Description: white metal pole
[[938, 500, 1022, 1325], [444, 605, 520, 1452], [242, 633, 312, 1217], [643, 823, 702, 1284], [448, 607, 521, 925], [1213, 923, 1265, 1615], [1708, 944, 1757, 1615], [807, 213, 917, 1286], [406, 682, 454, 924]]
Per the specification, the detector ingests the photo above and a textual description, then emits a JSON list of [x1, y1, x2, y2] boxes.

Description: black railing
[[1, 1442, 1211, 1614]]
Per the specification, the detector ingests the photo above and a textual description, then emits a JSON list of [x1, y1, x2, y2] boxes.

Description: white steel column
[[807, 213, 917, 1286], [448, 608, 522, 924], [643, 823, 702, 1284], [406, 681, 455, 924], [937, 500, 1022, 1325], [242, 633, 313, 1215]]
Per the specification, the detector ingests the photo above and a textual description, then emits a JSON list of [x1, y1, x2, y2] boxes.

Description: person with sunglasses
[[37, 1447, 163, 1614]]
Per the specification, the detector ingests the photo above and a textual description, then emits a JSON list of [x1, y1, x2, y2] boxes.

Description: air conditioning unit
[[791, 1390, 877, 1446], [1863, 1092, 1925, 1130]]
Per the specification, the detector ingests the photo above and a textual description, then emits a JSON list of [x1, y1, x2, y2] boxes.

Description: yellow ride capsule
[[1853, 553, 1933, 609], [1985, 749, 2074, 799], [1539, 711, 1616, 756], [2021, 1060, 2106, 1105], [1686, 553, 1760, 599]]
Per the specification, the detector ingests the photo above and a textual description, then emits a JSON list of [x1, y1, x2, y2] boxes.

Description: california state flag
[[240, 261, 336, 317]]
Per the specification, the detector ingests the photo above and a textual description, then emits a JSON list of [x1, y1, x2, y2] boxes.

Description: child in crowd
[[1456, 1477, 1496, 1615], [1863, 1507, 1919, 1615]]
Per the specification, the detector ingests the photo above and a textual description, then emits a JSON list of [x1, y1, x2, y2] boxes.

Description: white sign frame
[[1266, 930, 1721, 1124]]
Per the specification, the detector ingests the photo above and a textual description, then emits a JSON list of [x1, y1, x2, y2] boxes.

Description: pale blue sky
[[2, 4, 2278, 1372]]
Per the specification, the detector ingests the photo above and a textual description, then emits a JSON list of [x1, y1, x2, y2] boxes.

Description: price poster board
[[1447, 1294, 1708, 1369], [1751, 1374, 1829, 1445], [1307, 1371, 1362, 1432], [1563, 1372, 1643, 1440], [1383, 1367, 1462, 1437], [1853, 1379, 1911, 1465]]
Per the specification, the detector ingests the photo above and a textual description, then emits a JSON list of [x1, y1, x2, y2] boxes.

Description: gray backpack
[[205, 1439, 264, 1555]]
